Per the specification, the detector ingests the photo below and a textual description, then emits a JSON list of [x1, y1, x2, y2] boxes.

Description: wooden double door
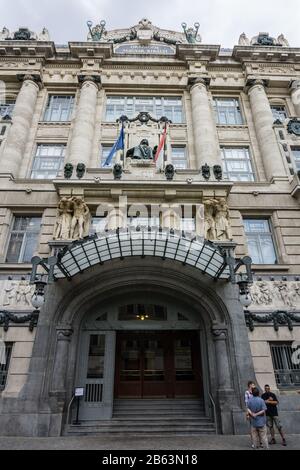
[[114, 331, 203, 398]]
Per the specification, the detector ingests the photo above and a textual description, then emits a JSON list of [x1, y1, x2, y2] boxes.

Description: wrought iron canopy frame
[[30, 228, 252, 286]]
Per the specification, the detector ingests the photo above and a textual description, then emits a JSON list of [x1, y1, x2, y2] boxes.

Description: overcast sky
[[1, 0, 300, 47]]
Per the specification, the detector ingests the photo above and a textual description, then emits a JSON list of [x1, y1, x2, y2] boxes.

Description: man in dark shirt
[[261, 384, 287, 446]]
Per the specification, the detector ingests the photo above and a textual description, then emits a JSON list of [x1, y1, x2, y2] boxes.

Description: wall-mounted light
[[238, 279, 252, 308], [31, 280, 47, 310]]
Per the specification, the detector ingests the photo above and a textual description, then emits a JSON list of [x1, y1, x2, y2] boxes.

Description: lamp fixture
[[136, 314, 149, 321], [31, 280, 47, 310]]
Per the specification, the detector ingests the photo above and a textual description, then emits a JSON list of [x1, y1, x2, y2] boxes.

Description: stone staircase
[[66, 399, 216, 436]]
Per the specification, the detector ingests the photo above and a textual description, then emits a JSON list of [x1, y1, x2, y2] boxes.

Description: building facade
[[0, 20, 300, 437]]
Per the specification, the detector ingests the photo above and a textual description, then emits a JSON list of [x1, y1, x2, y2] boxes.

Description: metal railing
[[208, 392, 218, 435]]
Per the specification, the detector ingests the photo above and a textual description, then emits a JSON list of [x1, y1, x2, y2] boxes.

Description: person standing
[[245, 380, 256, 408], [247, 387, 269, 449], [261, 384, 287, 446]]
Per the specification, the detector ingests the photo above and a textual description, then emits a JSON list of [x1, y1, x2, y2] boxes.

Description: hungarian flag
[[154, 124, 167, 163]]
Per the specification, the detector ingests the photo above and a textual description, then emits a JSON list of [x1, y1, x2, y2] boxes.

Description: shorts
[[267, 415, 282, 430]]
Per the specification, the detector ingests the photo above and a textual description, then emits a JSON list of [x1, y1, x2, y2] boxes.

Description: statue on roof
[[277, 33, 289, 47], [181, 22, 201, 44], [87, 20, 107, 41], [38, 27, 50, 41], [0, 27, 10, 40], [238, 32, 250, 46]]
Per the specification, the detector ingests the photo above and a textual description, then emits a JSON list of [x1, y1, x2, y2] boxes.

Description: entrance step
[[65, 399, 216, 436]]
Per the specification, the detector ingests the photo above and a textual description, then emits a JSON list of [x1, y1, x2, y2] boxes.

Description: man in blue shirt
[[247, 387, 269, 449]]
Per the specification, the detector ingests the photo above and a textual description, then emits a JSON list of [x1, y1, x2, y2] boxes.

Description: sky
[[1, 0, 300, 48]]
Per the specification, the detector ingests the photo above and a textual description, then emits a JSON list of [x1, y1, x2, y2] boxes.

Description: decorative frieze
[[0, 277, 34, 310], [250, 280, 300, 309], [245, 310, 300, 331]]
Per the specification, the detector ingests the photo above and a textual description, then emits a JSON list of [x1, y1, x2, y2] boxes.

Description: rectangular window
[[171, 146, 187, 169], [0, 342, 13, 391], [221, 147, 255, 181], [43, 95, 74, 122], [31, 144, 66, 179], [6, 216, 42, 264], [291, 147, 300, 171], [181, 217, 196, 232], [243, 219, 277, 265], [270, 343, 300, 389], [213, 98, 243, 125], [270, 105, 287, 123], [0, 100, 15, 120], [105, 96, 183, 123], [100, 144, 114, 167], [90, 216, 108, 235]]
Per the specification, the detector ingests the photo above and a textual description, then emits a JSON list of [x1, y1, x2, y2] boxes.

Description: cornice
[[233, 45, 300, 63], [0, 40, 55, 59]]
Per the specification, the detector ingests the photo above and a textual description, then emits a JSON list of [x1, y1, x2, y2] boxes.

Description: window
[[0, 342, 13, 391], [31, 144, 66, 179], [291, 147, 300, 171], [118, 304, 167, 321], [100, 144, 114, 167], [271, 343, 300, 389], [127, 214, 160, 228], [213, 98, 243, 125], [90, 216, 108, 235], [270, 105, 287, 123], [243, 219, 277, 264], [105, 96, 183, 123], [43, 95, 74, 122], [6, 216, 41, 263], [221, 147, 255, 181], [181, 217, 196, 232], [171, 146, 187, 169], [0, 100, 15, 120]]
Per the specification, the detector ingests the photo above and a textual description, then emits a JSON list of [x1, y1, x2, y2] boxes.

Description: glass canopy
[[53, 228, 230, 281]]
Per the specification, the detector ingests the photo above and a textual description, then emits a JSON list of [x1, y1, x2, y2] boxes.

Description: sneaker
[[282, 439, 287, 446], [269, 438, 276, 445]]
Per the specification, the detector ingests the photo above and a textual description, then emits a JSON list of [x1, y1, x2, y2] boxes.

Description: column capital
[[290, 79, 300, 92], [246, 78, 269, 93], [212, 328, 228, 340], [16, 73, 43, 89], [78, 74, 102, 89], [56, 327, 73, 341], [188, 76, 211, 90]]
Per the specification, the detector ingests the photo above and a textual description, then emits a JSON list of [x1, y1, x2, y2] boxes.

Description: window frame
[[270, 103, 288, 123], [43, 94, 75, 122], [291, 146, 300, 173], [0, 342, 13, 391], [221, 146, 255, 181], [30, 143, 66, 179], [5, 216, 42, 264], [104, 95, 185, 124], [171, 145, 188, 169], [243, 217, 278, 265], [270, 342, 300, 389], [213, 97, 244, 125]]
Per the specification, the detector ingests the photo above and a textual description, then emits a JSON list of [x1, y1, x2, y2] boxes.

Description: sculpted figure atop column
[[203, 198, 232, 241]]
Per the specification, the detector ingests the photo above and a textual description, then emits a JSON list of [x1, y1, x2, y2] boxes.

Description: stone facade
[[0, 21, 300, 437]]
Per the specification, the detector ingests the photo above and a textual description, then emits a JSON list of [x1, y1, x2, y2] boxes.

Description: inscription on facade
[[114, 44, 176, 55]]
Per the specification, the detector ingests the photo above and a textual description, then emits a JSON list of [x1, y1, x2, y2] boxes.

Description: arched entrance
[[75, 291, 206, 422]]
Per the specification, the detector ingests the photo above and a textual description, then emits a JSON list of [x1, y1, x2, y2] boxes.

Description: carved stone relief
[[250, 280, 300, 310], [203, 198, 232, 241], [0, 277, 34, 310]]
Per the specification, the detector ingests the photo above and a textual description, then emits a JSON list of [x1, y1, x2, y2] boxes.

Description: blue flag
[[103, 125, 124, 167]]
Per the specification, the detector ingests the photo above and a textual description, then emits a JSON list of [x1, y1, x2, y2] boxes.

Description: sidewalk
[[0, 434, 299, 450]]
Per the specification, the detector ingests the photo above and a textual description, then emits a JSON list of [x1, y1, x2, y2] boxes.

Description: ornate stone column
[[212, 328, 233, 391], [2, 74, 41, 177], [68, 75, 101, 167], [51, 327, 73, 395], [189, 77, 221, 169], [248, 79, 286, 180], [290, 80, 300, 117]]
